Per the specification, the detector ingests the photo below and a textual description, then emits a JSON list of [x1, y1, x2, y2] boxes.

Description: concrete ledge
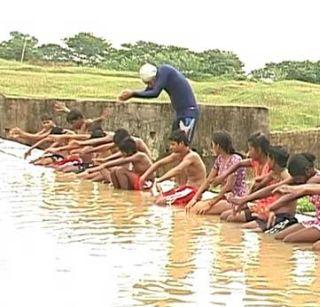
[[0, 95, 269, 170]]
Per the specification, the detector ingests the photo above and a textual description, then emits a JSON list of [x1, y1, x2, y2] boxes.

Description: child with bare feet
[[140, 130, 206, 206], [185, 131, 246, 215]]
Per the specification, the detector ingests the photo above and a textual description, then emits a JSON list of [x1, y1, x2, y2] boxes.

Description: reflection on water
[[0, 139, 320, 307]]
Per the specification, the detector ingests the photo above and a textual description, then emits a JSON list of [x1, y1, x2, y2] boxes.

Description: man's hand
[[117, 89, 134, 102]]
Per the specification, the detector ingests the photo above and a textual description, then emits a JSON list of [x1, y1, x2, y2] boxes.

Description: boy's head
[[118, 137, 137, 156], [267, 145, 289, 169], [288, 152, 316, 184], [66, 109, 85, 130], [90, 128, 106, 139], [40, 114, 54, 130], [113, 128, 130, 146], [247, 131, 270, 160], [169, 130, 189, 153], [50, 126, 66, 135]]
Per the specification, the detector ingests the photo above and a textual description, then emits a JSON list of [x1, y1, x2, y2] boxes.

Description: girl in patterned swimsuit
[[185, 131, 246, 215], [213, 132, 272, 223], [226, 145, 293, 232], [268, 153, 320, 247]]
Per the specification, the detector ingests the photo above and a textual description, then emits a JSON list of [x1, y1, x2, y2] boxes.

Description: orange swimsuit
[[249, 160, 278, 219]]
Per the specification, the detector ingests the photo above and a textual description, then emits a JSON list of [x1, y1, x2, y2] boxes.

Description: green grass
[[1, 59, 320, 131]]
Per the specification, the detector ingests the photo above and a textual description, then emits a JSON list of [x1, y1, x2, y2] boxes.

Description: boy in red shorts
[[140, 130, 206, 206], [90, 137, 154, 190]]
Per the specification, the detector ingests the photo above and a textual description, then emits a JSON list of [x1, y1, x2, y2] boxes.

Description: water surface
[[0, 139, 319, 307]]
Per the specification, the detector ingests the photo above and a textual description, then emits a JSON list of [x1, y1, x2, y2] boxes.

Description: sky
[[1, 0, 319, 72]]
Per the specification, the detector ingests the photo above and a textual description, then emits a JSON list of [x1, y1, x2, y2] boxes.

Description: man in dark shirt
[[117, 63, 200, 143]]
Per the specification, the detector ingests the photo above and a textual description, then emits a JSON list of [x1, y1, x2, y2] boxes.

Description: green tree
[[64, 32, 112, 66], [37, 43, 71, 62], [101, 40, 245, 79], [0, 31, 39, 61], [251, 61, 320, 84]]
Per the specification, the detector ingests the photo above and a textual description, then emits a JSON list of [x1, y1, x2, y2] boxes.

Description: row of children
[[7, 103, 320, 251]]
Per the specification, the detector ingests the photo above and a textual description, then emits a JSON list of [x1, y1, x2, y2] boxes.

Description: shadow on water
[[0, 139, 320, 307]]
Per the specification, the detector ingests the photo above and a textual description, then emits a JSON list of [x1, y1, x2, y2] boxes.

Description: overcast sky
[[1, 0, 319, 72]]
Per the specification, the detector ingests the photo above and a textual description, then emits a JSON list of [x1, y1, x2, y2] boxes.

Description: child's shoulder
[[230, 153, 242, 163], [135, 151, 149, 159]]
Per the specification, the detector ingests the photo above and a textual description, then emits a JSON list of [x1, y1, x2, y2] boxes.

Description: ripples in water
[[0, 140, 320, 307]]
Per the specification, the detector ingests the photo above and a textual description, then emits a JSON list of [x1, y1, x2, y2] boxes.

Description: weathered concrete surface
[[271, 129, 320, 167], [0, 96, 269, 168]]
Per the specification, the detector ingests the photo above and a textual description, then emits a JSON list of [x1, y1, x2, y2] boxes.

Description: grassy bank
[[0, 59, 320, 131]]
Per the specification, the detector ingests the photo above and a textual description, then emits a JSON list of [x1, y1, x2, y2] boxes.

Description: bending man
[[118, 63, 200, 143]]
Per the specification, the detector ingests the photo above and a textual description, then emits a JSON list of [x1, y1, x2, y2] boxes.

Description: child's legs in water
[[114, 167, 137, 190], [283, 226, 320, 243], [251, 227, 263, 233], [189, 201, 205, 213], [78, 171, 98, 180], [91, 172, 105, 182], [189, 200, 222, 214], [227, 211, 247, 223], [155, 196, 167, 206], [242, 220, 260, 229], [275, 223, 304, 240], [312, 240, 320, 251], [205, 199, 232, 215], [100, 168, 112, 183], [110, 167, 121, 189], [220, 209, 233, 220]]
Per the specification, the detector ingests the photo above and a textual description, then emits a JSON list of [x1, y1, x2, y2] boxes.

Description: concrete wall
[[271, 129, 320, 166], [2, 95, 320, 168], [0, 95, 269, 168]]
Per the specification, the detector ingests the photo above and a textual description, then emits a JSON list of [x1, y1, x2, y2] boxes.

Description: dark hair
[[212, 131, 236, 155], [50, 126, 65, 135], [40, 114, 52, 121], [66, 109, 84, 123], [90, 128, 106, 139], [113, 129, 130, 145], [268, 145, 289, 168], [247, 132, 270, 156], [169, 130, 189, 146], [90, 122, 103, 132], [287, 153, 316, 177], [118, 137, 137, 155]]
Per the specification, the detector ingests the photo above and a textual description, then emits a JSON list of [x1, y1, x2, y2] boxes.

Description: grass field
[[0, 59, 320, 131]]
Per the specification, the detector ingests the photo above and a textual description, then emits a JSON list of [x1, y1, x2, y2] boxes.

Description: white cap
[[139, 63, 157, 82]]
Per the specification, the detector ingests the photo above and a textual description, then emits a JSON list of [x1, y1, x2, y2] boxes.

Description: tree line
[[250, 61, 320, 84], [1, 31, 320, 83]]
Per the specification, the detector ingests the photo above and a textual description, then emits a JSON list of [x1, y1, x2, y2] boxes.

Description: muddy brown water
[[0, 139, 319, 307]]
